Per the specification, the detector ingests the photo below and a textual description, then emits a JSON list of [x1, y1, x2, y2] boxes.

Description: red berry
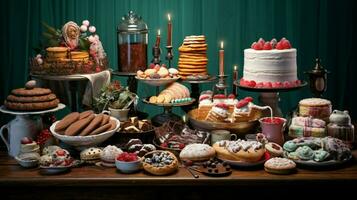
[[149, 63, 155, 69], [263, 42, 272, 50], [270, 38, 277, 48], [258, 38, 265, 46], [244, 97, 254, 102], [251, 42, 257, 49], [256, 82, 264, 88], [95, 67, 101, 72], [280, 37, 287, 42], [213, 94, 226, 99], [282, 40, 291, 49], [199, 95, 210, 101], [161, 142, 168, 148], [276, 41, 284, 50], [248, 80, 256, 87], [295, 80, 301, 86], [21, 137, 33, 144], [264, 152, 271, 160], [215, 103, 229, 110], [283, 81, 292, 88], [228, 94, 235, 99], [239, 78, 246, 86], [178, 143, 185, 149], [263, 82, 273, 88], [236, 100, 249, 108], [56, 149, 65, 156], [272, 82, 283, 88], [253, 42, 263, 50]]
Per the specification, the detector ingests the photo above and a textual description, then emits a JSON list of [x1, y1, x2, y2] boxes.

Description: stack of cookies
[[178, 35, 208, 78], [4, 80, 60, 111]]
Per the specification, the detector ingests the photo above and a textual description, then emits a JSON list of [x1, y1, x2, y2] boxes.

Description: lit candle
[[155, 29, 161, 47], [219, 41, 224, 76], [167, 14, 172, 47], [233, 65, 238, 81]]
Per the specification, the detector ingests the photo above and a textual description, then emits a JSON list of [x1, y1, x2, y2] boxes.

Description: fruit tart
[[142, 150, 179, 175]]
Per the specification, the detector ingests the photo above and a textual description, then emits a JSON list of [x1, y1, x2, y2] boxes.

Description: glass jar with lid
[[117, 11, 148, 73]]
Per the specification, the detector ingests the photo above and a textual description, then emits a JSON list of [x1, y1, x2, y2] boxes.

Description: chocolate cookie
[[7, 93, 57, 103], [65, 114, 95, 136], [79, 114, 104, 136], [55, 112, 80, 132], [4, 99, 59, 111], [11, 88, 52, 96]]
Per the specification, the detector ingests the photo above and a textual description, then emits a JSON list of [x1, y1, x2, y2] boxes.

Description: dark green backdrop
[[1, 0, 356, 125]]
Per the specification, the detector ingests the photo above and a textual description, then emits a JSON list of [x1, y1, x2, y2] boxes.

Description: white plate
[[0, 103, 66, 115], [50, 116, 120, 149], [135, 76, 180, 86]]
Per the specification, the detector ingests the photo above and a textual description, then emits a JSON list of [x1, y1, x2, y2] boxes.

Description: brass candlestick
[[166, 46, 173, 68], [215, 74, 228, 96], [151, 46, 161, 65]]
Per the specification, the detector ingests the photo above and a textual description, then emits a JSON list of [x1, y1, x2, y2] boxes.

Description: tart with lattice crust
[[142, 150, 178, 175]]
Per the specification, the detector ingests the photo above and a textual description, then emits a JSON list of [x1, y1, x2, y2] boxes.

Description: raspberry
[[283, 81, 292, 88], [213, 94, 226, 99], [95, 66, 101, 72], [251, 42, 257, 49], [256, 82, 264, 88], [272, 82, 283, 88], [178, 143, 185, 149], [228, 94, 235, 99], [215, 103, 229, 110], [257, 38, 265, 46], [248, 80, 256, 87], [270, 38, 277, 48], [56, 149, 65, 156], [263, 42, 272, 50], [239, 78, 246, 86], [276, 41, 284, 50], [263, 82, 273, 88], [280, 37, 287, 42], [264, 152, 271, 160], [244, 97, 254, 102], [253, 42, 263, 50], [236, 100, 249, 108], [149, 63, 155, 69], [282, 40, 291, 49]]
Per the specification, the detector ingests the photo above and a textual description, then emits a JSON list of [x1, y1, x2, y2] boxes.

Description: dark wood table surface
[[1, 151, 357, 199]]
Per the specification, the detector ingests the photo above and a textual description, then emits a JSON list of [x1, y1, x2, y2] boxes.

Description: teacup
[[210, 130, 237, 145], [259, 117, 286, 145]]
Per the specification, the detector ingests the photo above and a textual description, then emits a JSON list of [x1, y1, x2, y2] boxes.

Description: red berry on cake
[[272, 81, 283, 88], [216, 103, 229, 110], [240, 78, 246, 86], [251, 42, 257, 49], [270, 38, 277, 48], [56, 149, 66, 156], [244, 97, 254, 102], [282, 40, 291, 49], [236, 100, 249, 108], [21, 137, 33, 144], [258, 38, 265, 45], [253, 42, 263, 50], [213, 94, 226, 99], [248, 80, 256, 87], [283, 81, 292, 88], [199, 95, 210, 101], [263, 82, 273, 88], [280, 37, 287, 42], [228, 94, 236, 99], [256, 82, 264, 88], [276, 41, 284, 50], [263, 42, 272, 50]]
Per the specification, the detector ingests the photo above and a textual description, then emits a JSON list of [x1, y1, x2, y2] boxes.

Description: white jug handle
[[102, 110, 111, 115], [0, 124, 10, 151]]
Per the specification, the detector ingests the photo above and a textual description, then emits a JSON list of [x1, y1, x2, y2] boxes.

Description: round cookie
[[179, 144, 216, 161], [80, 147, 103, 164], [79, 110, 94, 119], [7, 93, 57, 103], [11, 88, 52, 96], [89, 123, 112, 135], [79, 114, 104, 136], [101, 114, 110, 126], [55, 112, 80, 132], [4, 99, 59, 111], [64, 114, 95, 136], [264, 157, 296, 175]]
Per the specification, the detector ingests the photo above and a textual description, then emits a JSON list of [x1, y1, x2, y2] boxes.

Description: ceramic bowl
[[135, 76, 180, 86], [115, 159, 142, 173], [50, 116, 120, 150], [15, 153, 40, 168]]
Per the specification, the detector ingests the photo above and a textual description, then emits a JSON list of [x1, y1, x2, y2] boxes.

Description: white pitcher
[[0, 115, 43, 157]]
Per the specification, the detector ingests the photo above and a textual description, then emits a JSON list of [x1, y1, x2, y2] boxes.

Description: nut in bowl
[[115, 152, 142, 173], [50, 111, 120, 149]]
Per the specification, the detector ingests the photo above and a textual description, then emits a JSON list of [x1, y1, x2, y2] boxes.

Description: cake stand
[[142, 98, 195, 126], [234, 81, 307, 117]]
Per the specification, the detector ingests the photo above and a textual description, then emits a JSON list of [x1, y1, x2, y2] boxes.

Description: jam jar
[[117, 11, 148, 73], [327, 110, 355, 148]]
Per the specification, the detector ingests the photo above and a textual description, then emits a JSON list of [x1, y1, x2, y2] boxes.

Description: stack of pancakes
[[178, 35, 208, 78], [5, 83, 59, 111]]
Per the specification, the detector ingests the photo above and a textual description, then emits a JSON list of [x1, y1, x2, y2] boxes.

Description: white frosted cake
[[240, 38, 300, 88]]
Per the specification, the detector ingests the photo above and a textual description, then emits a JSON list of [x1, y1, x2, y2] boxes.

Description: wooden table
[[1, 151, 357, 199]]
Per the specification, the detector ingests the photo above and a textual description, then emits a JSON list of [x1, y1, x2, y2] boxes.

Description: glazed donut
[[213, 140, 265, 162]]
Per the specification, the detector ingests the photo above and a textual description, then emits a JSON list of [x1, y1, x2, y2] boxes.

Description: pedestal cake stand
[[234, 81, 307, 117]]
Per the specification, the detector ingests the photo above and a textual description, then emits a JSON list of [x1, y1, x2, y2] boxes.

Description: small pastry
[[42, 145, 61, 155], [313, 149, 330, 162], [20, 137, 40, 154], [179, 143, 216, 161], [205, 103, 229, 122], [142, 151, 179, 175], [100, 145, 123, 167], [295, 146, 314, 160], [283, 141, 298, 152], [287, 151, 300, 160], [265, 142, 283, 157], [80, 147, 103, 164], [264, 157, 296, 175]]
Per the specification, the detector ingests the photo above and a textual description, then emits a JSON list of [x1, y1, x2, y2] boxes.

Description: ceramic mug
[[210, 130, 237, 145], [103, 108, 130, 121], [259, 117, 286, 145]]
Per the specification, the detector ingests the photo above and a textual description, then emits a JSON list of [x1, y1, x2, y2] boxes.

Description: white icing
[[213, 99, 226, 104], [243, 48, 297, 83], [221, 139, 263, 153], [199, 99, 212, 106], [299, 98, 331, 106], [225, 99, 238, 105], [212, 106, 228, 118]]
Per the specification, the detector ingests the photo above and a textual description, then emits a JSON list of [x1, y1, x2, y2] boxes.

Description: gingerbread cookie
[[7, 93, 57, 103], [11, 88, 52, 96], [79, 110, 94, 119], [4, 99, 59, 111], [64, 114, 95, 136], [79, 114, 104, 136], [55, 112, 80, 132]]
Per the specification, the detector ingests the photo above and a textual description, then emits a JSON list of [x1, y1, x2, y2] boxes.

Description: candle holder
[[151, 46, 161, 65], [215, 74, 228, 95], [165, 45, 173, 68]]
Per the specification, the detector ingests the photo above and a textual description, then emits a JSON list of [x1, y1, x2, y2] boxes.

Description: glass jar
[[327, 110, 355, 147], [117, 11, 148, 73]]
